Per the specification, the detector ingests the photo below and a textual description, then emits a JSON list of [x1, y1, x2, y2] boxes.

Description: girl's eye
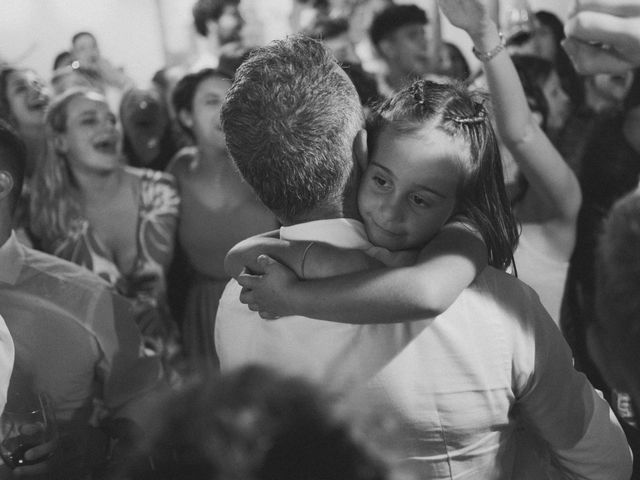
[[81, 117, 97, 125], [372, 175, 389, 188], [410, 194, 429, 207]]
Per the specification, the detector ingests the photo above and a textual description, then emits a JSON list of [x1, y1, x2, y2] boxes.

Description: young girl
[[226, 77, 518, 323]]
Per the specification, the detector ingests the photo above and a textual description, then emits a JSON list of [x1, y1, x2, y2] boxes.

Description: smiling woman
[[29, 88, 181, 365]]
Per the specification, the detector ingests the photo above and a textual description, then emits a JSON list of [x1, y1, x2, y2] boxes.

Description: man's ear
[[0, 171, 14, 203], [353, 128, 368, 171]]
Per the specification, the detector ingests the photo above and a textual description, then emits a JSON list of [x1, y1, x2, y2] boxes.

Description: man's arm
[[514, 287, 632, 479], [92, 291, 168, 443]]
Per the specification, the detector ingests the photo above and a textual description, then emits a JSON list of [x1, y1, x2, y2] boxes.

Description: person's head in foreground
[[364, 79, 518, 269], [122, 365, 389, 480], [592, 187, 640, 407], [221, 35, 364, 226]]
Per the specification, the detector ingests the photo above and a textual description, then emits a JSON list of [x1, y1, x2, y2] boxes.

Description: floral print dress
[[49, 168, 181, 354]]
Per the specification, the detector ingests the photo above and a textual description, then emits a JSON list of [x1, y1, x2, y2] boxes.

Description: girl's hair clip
[[411, 81, 426, 108], [452, 102, 487, 125]]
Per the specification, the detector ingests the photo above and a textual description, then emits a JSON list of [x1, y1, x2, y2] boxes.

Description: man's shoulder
[[458, 266, 546, 321], [21, 245, 111, 295]]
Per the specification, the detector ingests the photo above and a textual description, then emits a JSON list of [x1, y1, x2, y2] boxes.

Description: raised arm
[[438, 0, 581, 231], [236, 221, 487, 323]]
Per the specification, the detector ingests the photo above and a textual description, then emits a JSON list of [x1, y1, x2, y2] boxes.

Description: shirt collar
[[279, 218, 372, 250], [0, 231, 25, 285]]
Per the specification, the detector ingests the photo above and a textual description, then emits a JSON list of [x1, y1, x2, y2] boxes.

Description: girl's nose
[[378, 196, 403, 223]]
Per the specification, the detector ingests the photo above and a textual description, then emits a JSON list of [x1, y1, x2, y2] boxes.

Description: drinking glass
[[0, 392, 57, 469]]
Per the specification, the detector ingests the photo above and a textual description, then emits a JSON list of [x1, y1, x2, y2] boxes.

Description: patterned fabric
[[46, 168, 180, 353]]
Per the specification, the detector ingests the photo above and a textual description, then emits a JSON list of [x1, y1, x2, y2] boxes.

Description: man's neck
[[281, 204, 361, 227]]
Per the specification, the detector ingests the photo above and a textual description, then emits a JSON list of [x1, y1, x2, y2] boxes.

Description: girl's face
[[5, 70, 50, 129], [542, 70, 571, 134], [187, 76, 231, 147], [57, 93, 121, 174], [358, 126, 460, 251]]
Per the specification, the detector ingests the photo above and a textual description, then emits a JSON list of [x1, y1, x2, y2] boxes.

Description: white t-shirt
[[215, 217, 631, 480]]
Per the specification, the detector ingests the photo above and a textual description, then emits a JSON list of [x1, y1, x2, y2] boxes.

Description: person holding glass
[[0, 118, 168, 479]]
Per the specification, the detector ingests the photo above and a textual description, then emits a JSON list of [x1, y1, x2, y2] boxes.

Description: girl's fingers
[[237, 273, 259, 289]]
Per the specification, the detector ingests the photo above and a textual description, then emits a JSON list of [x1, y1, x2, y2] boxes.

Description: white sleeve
[[514, 289, 632, 480], [0, 314, 14, 414]]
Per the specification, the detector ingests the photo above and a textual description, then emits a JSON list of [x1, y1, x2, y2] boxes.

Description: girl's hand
[[437, 0, 494, 37], [237, 255, 299, 319]]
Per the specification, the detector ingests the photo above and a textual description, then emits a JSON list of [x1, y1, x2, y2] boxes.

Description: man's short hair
[[0, 120, 26, 214], [192, 0, 240, 37], [221, 35, 363, 223], [369, 4, 428, 48]]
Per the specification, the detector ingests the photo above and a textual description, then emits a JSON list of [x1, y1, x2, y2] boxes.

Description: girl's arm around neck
[[236, 222, 487, 323]]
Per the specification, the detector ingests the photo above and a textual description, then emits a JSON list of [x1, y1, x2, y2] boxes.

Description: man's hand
[[237, 255, 299, 319], [12, 435, 57, 477], [564, 0, 640, 74]]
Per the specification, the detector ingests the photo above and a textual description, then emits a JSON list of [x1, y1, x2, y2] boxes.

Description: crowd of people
[[1, 0, 640, 478]]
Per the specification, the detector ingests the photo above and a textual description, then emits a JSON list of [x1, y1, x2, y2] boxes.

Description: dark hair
[[511, 55, 554, 131], [52, 51, 73, 71], [535, 10, 584, 105], [0, 120, 26, 213], [0, 67, 18, 125], [172, 68, 231, 139], [303, 16, 350, 40], [596, 190, 640, 370], [192, 0, 240, 37], [124, 366, 388, 480], [441, 42, 471, 82], [367, 80, 518, 270], [221, 35, 363, 224], [120, 87, 178, 170], [71, 31, 96, 45], [369, 4, 428, 48]]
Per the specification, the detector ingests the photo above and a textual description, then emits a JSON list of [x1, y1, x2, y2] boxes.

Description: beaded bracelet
[[472, 33, 505, 63]]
